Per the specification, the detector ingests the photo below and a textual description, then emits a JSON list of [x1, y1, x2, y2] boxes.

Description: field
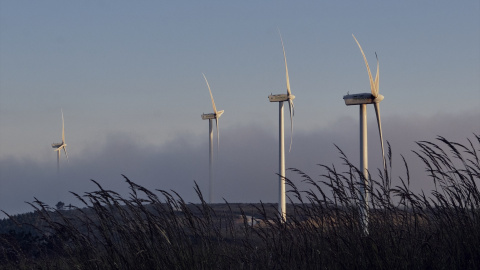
[[1, 135, 479, 269]]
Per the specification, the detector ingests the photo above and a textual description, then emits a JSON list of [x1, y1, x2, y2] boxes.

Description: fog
[[1, 110, 478, 218]]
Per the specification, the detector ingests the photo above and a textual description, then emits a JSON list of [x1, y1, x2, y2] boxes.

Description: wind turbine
[[343, 34, 387, 235], [51, 109, 69, 172], [201, 74, 224, 204], [268, 33, 295, 223]]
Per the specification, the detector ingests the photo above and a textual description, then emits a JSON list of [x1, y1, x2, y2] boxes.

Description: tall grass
[[1, 134, 479, 269]]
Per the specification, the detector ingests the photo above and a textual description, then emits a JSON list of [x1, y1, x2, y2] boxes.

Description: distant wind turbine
[[268, 33, 295, 223], [51, 109, 69, 172], [343, 34, 387, 235], [201, 74, 224, 204]]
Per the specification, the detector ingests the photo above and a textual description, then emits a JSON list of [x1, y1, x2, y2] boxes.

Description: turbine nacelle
[[201, 110, 224, 120], [51, 142, 64, 148], [52, 144, 66, 150], [343, 93, 384, 106], [268, 94, 295, 102]]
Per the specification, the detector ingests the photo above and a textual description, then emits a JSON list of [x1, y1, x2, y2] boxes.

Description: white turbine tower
[[268, 33, 295, 223], [201, 74, 224, 204], [51, 109, 69, 172], [343, 34, 387, 235]]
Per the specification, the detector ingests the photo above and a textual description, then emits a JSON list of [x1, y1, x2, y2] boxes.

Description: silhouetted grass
[[1, 134, 479, 269]]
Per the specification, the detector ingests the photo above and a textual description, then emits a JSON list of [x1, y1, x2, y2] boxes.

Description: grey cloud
[[1, 110, 478, 217]]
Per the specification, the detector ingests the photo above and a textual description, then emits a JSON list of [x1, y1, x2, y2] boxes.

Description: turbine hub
[[373, 94, 384, 103]]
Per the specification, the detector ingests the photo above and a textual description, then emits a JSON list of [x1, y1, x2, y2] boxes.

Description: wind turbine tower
[[343, 35, 387, 235], [51, 109, 69, 172], [201, 74, 224, 204], [268, 33, 295, 223]]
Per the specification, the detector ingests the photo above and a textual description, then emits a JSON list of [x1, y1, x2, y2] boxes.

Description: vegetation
[[1, 134, 479, 269]]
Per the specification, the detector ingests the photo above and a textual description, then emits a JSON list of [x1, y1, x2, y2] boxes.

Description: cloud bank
[[1, 110, 479, 217]]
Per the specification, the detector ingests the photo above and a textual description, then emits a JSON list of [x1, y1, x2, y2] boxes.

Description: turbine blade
[[202, 73, 217, 114], [375, 52, 380, 95], [279, 32, 291, 96], [61, 109, 65, 143], [352, 34, 376, 97], [279, 30, 294, 152], [288, 99, 294, 152], [215, 118, 220, 151], [374, 103, 387, 176], [64, 146, 69, 161]]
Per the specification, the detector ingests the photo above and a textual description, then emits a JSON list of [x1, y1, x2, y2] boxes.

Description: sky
[[0, 1, 479, 217]]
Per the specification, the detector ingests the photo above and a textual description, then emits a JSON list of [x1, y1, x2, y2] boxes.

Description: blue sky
[[0, 1, 479, 216]]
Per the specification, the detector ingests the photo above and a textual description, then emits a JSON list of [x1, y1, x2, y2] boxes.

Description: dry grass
[[1, 134, 479, 269]]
